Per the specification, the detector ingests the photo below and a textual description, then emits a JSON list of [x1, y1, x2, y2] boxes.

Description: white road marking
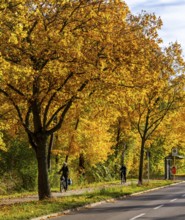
[[154, 204, 164, 210], [130, 213, 146, 220], [170, 198, 177, 202]]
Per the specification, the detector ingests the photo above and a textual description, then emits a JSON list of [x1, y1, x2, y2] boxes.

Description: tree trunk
[[138, 138, 145, 185], [121, 143, 127, 166], [79, 153, 85, 176], [48, 133, 54, 170], [34, 134, 51, 200]]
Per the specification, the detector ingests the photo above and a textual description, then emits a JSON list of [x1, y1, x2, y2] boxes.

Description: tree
[[124, 42, 185, 185], [0, 0, 179, 198], [0, 0, 132, 199]]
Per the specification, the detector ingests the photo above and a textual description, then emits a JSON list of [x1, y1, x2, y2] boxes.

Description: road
[[50, 182, 185, 220]]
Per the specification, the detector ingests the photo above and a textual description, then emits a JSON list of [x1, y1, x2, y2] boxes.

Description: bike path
[[0, 182, 129, 206]]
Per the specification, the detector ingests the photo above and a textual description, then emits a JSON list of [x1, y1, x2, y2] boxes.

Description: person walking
[[58, 162, 69, 191]]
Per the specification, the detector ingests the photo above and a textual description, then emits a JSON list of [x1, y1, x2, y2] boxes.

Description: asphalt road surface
[[51, 182, 185, 220]]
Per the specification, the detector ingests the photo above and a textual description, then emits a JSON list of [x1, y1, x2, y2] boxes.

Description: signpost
[[171, 147, 178, 180], [165, 149, 185, 180]]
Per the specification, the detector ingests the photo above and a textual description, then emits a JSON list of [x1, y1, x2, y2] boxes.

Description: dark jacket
[[120, 165, 126, 174], [59, 164, 69, 178]]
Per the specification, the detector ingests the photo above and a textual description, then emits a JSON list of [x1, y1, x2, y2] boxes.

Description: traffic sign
[[172, 147, 178, 156], [171, 166, 176, 175]]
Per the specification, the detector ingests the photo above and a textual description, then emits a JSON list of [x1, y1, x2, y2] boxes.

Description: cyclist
[[120, 164, 127, 184], [58, 162, 69, 191]]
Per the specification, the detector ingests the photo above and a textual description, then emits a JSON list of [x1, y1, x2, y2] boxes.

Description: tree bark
[[79, 153, 85, 176], [138, 138, 145, 185], [48, 133, 54, 170], [34, 134, 51, 200], [121, 144, 127, 166]]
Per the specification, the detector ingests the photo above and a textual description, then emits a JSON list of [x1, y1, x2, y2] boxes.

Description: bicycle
[[60, 176, 67, 192], [121, 172, 126, 184]]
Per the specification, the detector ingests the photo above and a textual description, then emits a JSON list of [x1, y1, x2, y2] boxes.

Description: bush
[[0, 139, 37, 193]]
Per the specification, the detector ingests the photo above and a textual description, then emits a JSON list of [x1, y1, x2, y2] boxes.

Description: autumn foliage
[[0, 0, 185, 199]]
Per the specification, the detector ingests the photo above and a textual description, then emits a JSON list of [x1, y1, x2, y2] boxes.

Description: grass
[[0, 179, 180, 220], [0, 191, 37, 200]]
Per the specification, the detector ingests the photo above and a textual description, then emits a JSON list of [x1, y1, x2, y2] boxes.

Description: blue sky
[[126, 0, 185, 57]]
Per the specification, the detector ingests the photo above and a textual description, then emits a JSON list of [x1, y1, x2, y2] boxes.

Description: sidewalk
[[0, 182, 130, 206]]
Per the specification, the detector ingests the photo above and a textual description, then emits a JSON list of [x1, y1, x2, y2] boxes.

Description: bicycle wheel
[[60, 177, 67, 192], [121, 173, 125, 184], [60, 180, 64, 192]]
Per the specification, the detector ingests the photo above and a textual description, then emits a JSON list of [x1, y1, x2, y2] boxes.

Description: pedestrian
[[58, 162, 69, 191], [120, 164, 127, 184]]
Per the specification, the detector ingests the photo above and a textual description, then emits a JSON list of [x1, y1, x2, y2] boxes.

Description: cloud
[[144, 0, 185, 8], [126, 0, 185, 55], [127, 0, 185, 11]]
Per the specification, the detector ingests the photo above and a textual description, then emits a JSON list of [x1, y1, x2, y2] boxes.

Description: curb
[[31, 199, 116, 220]]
